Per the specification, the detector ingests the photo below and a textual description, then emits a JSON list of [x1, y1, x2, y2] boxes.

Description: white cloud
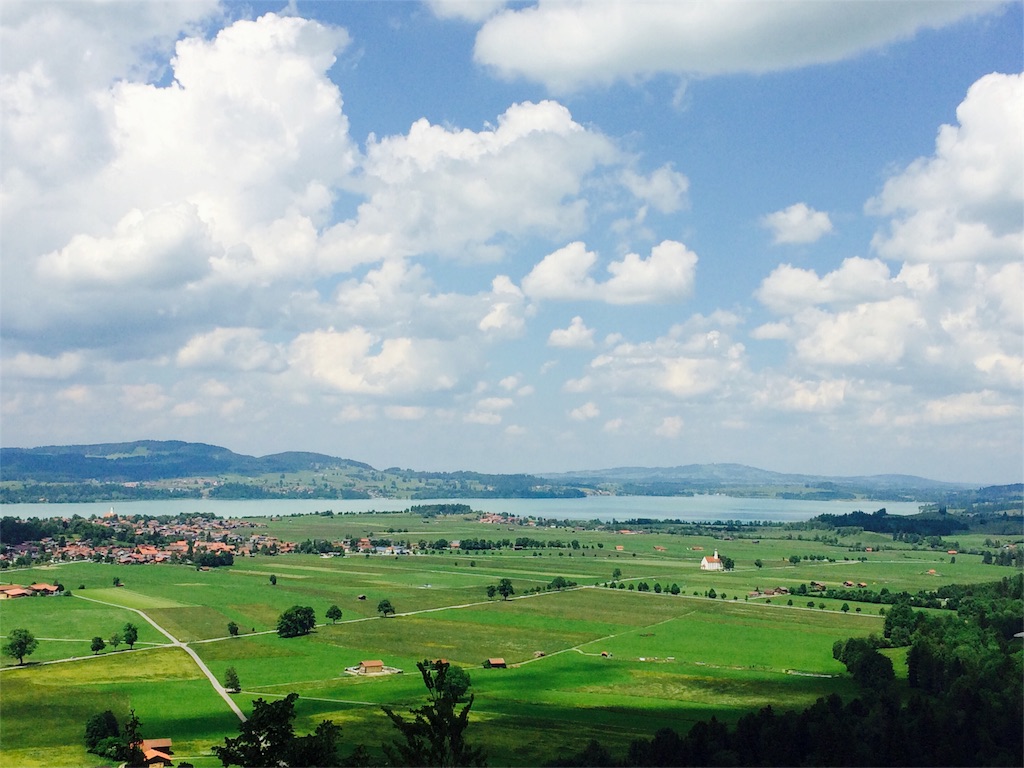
[[523, 240, 698, 304], [548, 316, 595, 348], [569, 401, 600, 421], [176, 328, 285, 372], [793, 297, 925, 366], [328, 100, 619, 265], [761, 203, 833, 244], [869, 72, 1023, 266], [121, 383, 170, 412], [756, 257, 896, 314], [287, 327, 459, 396], [427, 0, 507, 23], [4, 351, 84, 380], [756, 376, 848, 413], [472, 1, 997, 92], [38, 204, 217, 289], [621, 164, 689, 213], [573, 316, 748, 401], [655, 416, 684, 438], [903, 391, 1019, 426]]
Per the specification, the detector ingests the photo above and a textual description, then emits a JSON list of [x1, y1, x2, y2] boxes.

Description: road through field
[[72, 594, 248, 722]]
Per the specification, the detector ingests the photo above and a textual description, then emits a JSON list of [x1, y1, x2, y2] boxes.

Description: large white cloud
[[869, 71, 1023, 265], [522, 240, 698, 304], [756, 72, 1023, 395], [2, 11, 357, 349], [472, 1, 999, 92], [319, 100, 620, 267]]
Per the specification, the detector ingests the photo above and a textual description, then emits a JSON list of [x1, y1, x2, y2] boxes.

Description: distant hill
[[1, 441, 1015, 505], [0, 441, 371, 483], [537, 463, 974, 498]]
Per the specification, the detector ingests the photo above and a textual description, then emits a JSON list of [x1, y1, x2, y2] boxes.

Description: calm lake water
[[0, 495, 924, 522]]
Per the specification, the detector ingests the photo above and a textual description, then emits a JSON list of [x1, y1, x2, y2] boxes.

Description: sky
[[1, 1, 1021, 484]]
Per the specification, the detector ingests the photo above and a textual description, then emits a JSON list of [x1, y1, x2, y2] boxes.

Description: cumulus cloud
[[176, 328, 285, 372], [868, 72, 1023, 266], [3, 11, 358, 350], [522, 240, 698, 304], [287, 327, 460, 396], [4, 351, 84, 380], [569, 401, 600, 421], [548, 316, 595, 348], [427, 0, 507, 23], [472, 1, 997, 92], [761, 203, 833, 244], [38, 204, 217, 289], [325, 100, 619, 266], [577, 315, 747, 401], [655, 416, 684, 438], [621, 164, 689, 213], [757, 257, 896, 314]]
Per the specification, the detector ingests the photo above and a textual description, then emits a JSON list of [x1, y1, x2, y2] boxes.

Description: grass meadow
[[0, 512, 1012, 766]]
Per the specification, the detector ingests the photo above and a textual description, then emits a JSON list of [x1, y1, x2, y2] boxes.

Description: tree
[[122, 709, 144, 766], [612, 568, 622, 580], [277, 606, 316, 638], [122, 622, 138, 649], [486, 585, 497, 600], [269, 574, 277, 586], [109, 632, 122, 651], [2, 628, 38, 665], [496, 578, 514, 600], [224, 666, 241, 693], [227, 621, 239, 637], [91, 636, 106, 654], [377, 599, 396, 617], [382, 660, 486, 767], [841, 602, 850, 613], [84, 710, 120, 751], [112, 576, 122, 587], [213, 692, 342, 767], [326, 605, 343, 624]]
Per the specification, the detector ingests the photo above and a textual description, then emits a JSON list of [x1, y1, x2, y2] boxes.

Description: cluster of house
[[0, 582, 61, 599]]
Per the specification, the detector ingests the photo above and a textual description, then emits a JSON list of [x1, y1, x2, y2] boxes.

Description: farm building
[[484, 658, 507, 668], [700, 550, 724, 571], [344, 660, 402, 676], [139, 738, 173, 766]]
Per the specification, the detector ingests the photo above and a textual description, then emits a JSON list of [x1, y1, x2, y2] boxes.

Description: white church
[[700, 550, 724, 571]]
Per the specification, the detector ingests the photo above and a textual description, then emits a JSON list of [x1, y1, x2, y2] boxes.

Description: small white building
[[700, 550, 724, 571]]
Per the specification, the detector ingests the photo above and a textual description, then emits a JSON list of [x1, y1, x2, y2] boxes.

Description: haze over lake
[[1, 496, 924, 522]]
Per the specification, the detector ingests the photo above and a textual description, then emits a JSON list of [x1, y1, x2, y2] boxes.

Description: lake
[[0, 495, 924, 522]]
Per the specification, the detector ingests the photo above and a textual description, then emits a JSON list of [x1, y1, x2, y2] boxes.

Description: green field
[[0, 513, 1015, 766]]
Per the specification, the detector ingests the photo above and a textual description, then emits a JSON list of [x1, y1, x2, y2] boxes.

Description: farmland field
[[0, 511, 1015, 766]]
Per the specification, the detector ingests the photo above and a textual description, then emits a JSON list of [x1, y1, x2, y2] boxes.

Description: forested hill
[[0, 441, 371, 482], [1, 441, 1019, 505]]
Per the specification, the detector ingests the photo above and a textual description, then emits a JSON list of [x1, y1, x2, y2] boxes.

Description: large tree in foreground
[[2, 628, 38, 665], [213, 692, 342, 767], [382, 659, 486, 767]]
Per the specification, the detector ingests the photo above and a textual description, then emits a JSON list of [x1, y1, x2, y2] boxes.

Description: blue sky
[[1, 1, 1021, 483]]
